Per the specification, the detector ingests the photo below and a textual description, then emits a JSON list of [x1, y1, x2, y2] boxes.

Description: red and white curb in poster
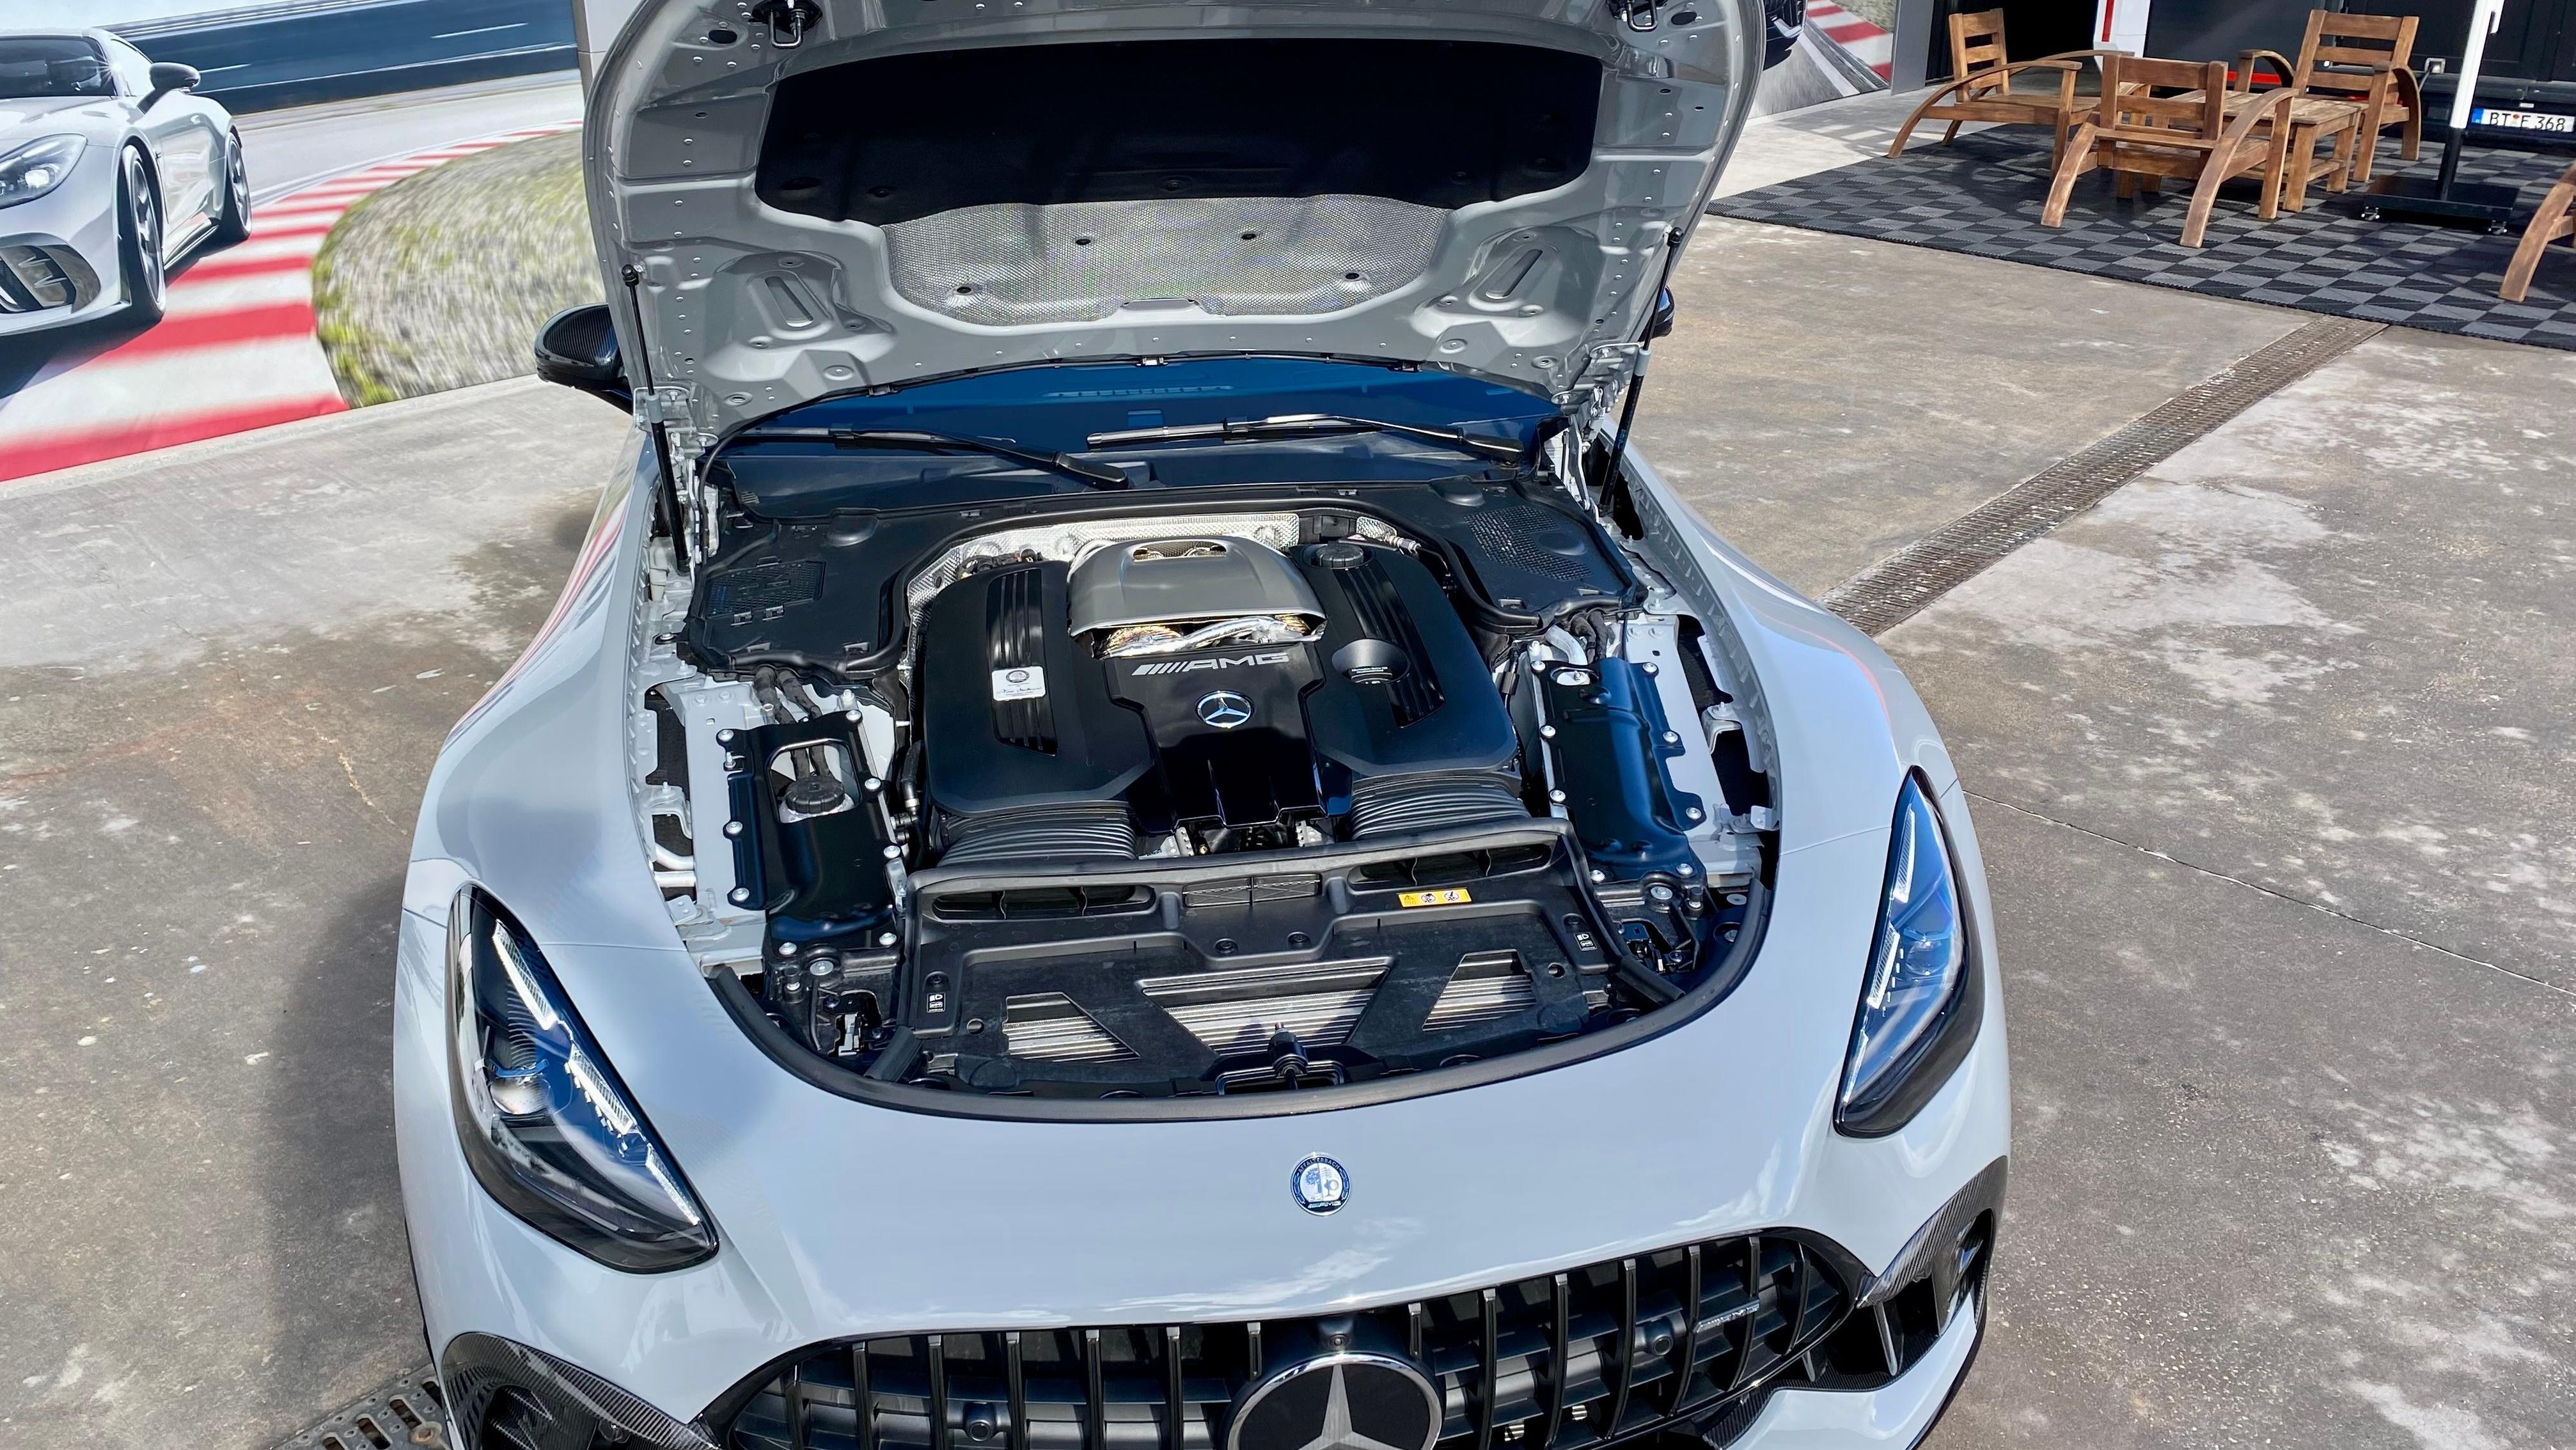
[[1807, 1, 1894, 81], [0, 124, 577, 487]]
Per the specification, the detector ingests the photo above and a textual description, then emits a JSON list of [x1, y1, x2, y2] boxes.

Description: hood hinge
[[634, 386, 712, 563], [1566, 342, 1645, 416], [633, 384, 700, 431]]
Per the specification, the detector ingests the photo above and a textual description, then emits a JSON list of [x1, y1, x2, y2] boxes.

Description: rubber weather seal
[[1822, 315, 2385, 637]]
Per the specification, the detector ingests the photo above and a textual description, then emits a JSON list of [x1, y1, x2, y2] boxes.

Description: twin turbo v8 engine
[[665, 479, 1774, 1101], [918, 536, 1526, 865]]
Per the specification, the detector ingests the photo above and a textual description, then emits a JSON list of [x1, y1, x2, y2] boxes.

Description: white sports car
[[398, 4, 2010, 1449], [0, 27, 247, 336]]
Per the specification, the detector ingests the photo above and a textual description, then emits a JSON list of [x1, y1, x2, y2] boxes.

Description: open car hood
[[586, 0, 1761, 448]]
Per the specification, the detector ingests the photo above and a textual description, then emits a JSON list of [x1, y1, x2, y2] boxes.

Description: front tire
[[210, 131, 251, 247], [116, 147, 166, 327]]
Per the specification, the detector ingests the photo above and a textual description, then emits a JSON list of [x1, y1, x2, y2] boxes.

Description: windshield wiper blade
[[1084, 412, 1525, 463], [733, 426, 1130, 489]]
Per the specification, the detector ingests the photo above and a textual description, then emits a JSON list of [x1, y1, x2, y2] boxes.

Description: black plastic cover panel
[[1540, 659, 1706, 883], [896, 823, 1619, 1098], [918, 562, 1156, 818], [682, 481, 1636, 680]]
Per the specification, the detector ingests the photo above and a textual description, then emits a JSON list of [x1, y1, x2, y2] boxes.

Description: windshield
[[0, 38, 111, 100]]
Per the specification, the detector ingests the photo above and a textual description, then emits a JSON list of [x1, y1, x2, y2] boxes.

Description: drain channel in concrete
[[1823, 315, 2386, 637], [276, 1366, 447, 1450]]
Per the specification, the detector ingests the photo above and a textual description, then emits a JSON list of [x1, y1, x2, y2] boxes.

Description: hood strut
[[1606, 230, 1688, 478], [622, 264, 693, 558]]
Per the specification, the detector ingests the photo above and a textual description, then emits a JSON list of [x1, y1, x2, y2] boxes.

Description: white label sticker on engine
[[991, 666, 1047, 701]]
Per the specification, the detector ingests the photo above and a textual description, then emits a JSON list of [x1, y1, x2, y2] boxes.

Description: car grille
[[711, 1231, 1858, 1450]]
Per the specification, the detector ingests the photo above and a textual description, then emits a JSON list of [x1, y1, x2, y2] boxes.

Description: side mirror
[[145, 63, 200, 105], [1647, 288, 1677, 341], [533, 304, 634, 412]]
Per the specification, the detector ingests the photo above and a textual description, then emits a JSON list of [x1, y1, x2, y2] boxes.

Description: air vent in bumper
[[0, 244, 93, 314]]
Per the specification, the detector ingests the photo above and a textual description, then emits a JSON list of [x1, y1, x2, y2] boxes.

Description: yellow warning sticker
[[1397, 887, 1473, 908]]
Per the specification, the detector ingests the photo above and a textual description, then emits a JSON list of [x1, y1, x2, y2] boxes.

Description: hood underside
[[589, 0, 1761, 444]]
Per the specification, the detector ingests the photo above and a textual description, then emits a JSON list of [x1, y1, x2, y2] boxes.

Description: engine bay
[[632, 447, 1780, 1107]]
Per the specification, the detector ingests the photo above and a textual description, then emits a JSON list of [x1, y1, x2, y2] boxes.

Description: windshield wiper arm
[[733, 426, 1131, 489], [1084, 413, 1525, 463]]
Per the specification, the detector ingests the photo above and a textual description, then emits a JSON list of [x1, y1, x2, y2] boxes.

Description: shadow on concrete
[[262, 872, 429, 1420]]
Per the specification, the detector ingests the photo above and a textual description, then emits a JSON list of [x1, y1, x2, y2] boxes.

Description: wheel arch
[[118, 134, 164, 211]]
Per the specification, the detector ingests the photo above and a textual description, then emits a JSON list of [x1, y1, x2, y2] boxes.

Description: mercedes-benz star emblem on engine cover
[[1290, 1154, 1349, 1214], [1226, 1353, 1439, 1450], [1198, 690, 1255, 729]]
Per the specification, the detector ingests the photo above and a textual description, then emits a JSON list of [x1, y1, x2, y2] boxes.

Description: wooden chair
[[2236, 9, 2423, 183], [1886, 8, 2122, 169], [2041, 55, 2293, 249], [2501, 157, 2576, 302]]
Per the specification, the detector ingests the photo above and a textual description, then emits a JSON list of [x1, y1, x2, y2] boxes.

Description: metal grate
[[277, 1365, 450, 1450], [712, 1231, 1853, 1450], [1466, 508, 1592, 584], [1821, 315, 2384, 637]]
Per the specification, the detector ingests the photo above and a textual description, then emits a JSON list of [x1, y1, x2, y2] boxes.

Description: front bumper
[[395, 810, 2010, 1450], [1737, 1289, 1984, 1449], [0, 148, 128, 336], [422, 1243, 1993, 1450]]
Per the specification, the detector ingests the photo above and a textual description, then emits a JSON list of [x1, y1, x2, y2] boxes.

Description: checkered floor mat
[[1709, 129, 2576, 350]]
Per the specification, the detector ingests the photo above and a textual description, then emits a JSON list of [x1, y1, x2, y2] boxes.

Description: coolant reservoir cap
[[1312, 541, 1369, 569]]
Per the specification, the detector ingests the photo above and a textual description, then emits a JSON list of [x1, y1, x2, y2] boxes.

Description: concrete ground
[[1883, 328, 2576, 1449], [0, 385, 627, 1445], [1, 90, 2570, 1450]]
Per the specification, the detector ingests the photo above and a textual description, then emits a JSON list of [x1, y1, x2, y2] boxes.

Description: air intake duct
[[939, 801, 1138, 866], [1346, 770, 1527, 839]]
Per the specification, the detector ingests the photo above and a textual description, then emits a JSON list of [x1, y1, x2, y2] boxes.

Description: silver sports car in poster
[[0, 27, 246, 335]]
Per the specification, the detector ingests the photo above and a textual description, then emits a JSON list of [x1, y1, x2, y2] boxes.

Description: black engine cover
[[1295, 542, 1520, 782], [918, 541, 1520, 855], [1106, 643, 1324, 846], [919, 562, 1154, 820]]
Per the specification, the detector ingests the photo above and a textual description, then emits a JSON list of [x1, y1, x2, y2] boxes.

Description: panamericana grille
[[714, 1232, 1855, 1450]]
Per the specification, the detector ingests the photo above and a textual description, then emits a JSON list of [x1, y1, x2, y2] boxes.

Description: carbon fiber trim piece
[[1821, 316, 2384, 637], [275, 1365, 449, 1450]]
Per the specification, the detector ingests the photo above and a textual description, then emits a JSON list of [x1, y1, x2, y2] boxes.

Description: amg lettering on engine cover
[[1129, 651, 1294, 676]]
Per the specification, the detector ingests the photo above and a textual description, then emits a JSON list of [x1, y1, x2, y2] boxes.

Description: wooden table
[[2176, 90, 2367, 212]]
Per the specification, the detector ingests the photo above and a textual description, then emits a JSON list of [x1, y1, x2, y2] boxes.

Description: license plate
[[2472, 106, 2575, 134]]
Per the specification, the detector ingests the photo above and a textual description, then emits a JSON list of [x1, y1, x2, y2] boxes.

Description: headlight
[[447, 889, 717, 1271], [1835, 775, 1982, 1137], [0, 136, 83, 210]]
